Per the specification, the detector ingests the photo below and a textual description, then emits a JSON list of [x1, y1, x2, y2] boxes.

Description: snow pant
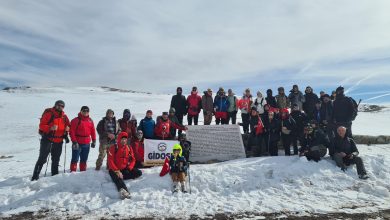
[[304, 145, 327, 162], [334, 153, 367, 176], [187, 114, 199, 125], [227, 111, 237, 124], [171, 172, 186, 182], [96, 143, 110, 169], [241, 113, 250, 133], [109, 168, 142, 192], [71, 144, 90, 163], [32, 138, 63, 179], [203, 112, 213, 125], [282, 134, 292, 155], [334, 122, 353, 138], [264, 134, 278, 156], [215, 112, 228, 125], [176, 114, 184, 136], [249, 134, 264, 157], [291, 134, 299, 155]]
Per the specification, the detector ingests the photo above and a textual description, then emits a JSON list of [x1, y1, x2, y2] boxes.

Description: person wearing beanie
[[69, 106, 96, 172], [332, 86, 356, 138], [137, 110, 156, 139], [265, 89, 277, 108], [275, 87, 290, 109], [288, 85, 305, 111], [32, 100, 71, 181], [170, 87, 187, 136], [186, 86, 202, 125], [202, 88, 214, 125], [227, 89, 238, 124], [238, 88, 253, 134], [95, 109, 119, 170], [118, 109, 137, 144], [155, 111, 187, 140], [290, 104, 308, 155], [213, 87, 230, 125], [303, 86, 320, 115]]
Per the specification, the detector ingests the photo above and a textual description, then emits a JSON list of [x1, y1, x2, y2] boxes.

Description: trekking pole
[[188, 162, 191, 194], [44, 142, 53, 177], [63, 142, 67, 173]]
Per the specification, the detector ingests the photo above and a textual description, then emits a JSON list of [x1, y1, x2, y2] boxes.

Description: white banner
[[144, 139, 179, 166], [186, 125, 246, 163]]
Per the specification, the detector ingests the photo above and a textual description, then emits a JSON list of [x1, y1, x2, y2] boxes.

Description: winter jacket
[[171, 94, 188, 116], [131, 139, 144, 163], [320, 101, 333, 123], [249, 115, 265, 136], [107, 132, 136, 172], [299, 129, 330, 153], [281, 116, 296, 136], [332, 95, 355, 123], [96, 117, 119, 145], [118, 118, 137, 141], [264, 118, 281, 142], [70, 113, 96, 145], [213, 95, 230, 112], [253, 96, 267, 114], [227, 95, 238, 113], [155, 116, 185, 139], [288, 91, 305, 111], [303, 92, 319, 115], [39, 107, 70, 143], [202, 92, 214, 114], [137, 117, 156, 139], [276, 94, 290, 109], [334, 136, 359, 155], [187, 92, 202, 116], [266, 95, 277, 108], [290, 110, 308, 136], [310, 108, 322, 124], [169, 154, 187, 173], [238, 95, 252, 114], [169, 114, 184, 137]]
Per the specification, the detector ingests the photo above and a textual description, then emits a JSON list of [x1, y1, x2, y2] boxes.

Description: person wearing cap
[[238, 88, 253, 134], [332, 86, 355, 138], [186, 86, 202, 125], [69, 106, 96, 172], [298, 121, 330, 162], [263, 111, 281, 156], [265, 89, 277, 108], [333, 126, 368, 179], [227, 89, 238, 124], [32, 100, 71, 181], [213, 87, 230, 125], [170, 87, 188, 136], [202, 88, 214, 125], [137, 110, 156, 139], [290, 103, 308, 155], [168, 107, 185, 139], [155, 112, 187, 140], [303, 86, 319, 116], [275, 87, 290, 109], [118, 109, 137, 143], [95, 109, 119, 170], [108, 132, 142, 199], [169, 144, 188, 193], [130, 130, 145, 168], [288, 85, 305, 111]]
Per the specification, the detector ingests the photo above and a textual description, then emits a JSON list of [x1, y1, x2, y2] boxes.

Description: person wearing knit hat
[[227, 89, 238, 124], [137, 110, 156, 139], [202, 88, 214, 125], [288, 85, 305, 111], [95, 109, 119, 170], [170, 87, 187, 136], [214, 87, 230, 125], [187, 86, 202, 125]]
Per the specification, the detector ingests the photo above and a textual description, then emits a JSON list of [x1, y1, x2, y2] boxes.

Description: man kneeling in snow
[[170, 144, 188, 193], [108, 132, 142, 199], [299, 121, 330, 162], [333, 126, 369, 180]]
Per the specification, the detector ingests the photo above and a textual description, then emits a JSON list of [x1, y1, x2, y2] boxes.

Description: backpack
[[254, 98, 264, 107], [349, 97, 361, 121], [38, 108, 67, 136]]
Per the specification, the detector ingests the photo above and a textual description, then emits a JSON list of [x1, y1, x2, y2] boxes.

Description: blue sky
[[0, 0, 390, 102]]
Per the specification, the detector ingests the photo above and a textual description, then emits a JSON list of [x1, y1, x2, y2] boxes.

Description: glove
[[63, 134, 70, 144], [72, 142, 79, 150], [91, 141, 96, 148]]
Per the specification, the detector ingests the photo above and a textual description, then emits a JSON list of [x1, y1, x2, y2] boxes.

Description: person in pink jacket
[[69, 106, 96, 172]]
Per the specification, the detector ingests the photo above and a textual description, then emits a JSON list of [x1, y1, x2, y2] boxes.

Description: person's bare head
[[337, 126, 347, 138]]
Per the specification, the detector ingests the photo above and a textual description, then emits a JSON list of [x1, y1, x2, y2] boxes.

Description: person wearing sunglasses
[[69, 106, 96, 172], [32, 100, 71, 181]]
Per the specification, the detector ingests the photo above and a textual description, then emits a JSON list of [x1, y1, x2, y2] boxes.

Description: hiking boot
[[359, 174, 369, 180], [119, 188, 131, 200], [95, 165, 101, 171]]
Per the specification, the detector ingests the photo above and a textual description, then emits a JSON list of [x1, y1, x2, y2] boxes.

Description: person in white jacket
[[252, 91, 267, 115]]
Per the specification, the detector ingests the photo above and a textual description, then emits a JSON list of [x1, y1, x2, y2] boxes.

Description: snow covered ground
[[0, 87, 389, 219]]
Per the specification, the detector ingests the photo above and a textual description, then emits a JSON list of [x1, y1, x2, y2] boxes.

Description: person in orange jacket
[[69, 106, 96, 172], [32, 100, 70, 181], [108, 132, 142, 199]]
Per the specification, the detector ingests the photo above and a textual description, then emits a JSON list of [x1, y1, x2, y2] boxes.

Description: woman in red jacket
[[108, 132, 143, 199], [70, 106, 96, 172], [187, 86, 202, 125]]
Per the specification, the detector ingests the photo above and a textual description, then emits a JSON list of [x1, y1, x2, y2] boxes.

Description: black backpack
[[349, 97, 361, 121]]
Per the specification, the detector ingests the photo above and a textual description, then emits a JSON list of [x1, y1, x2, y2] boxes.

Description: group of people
[[31, 84, 369, 199]]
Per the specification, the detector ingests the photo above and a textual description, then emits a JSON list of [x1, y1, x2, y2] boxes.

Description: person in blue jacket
[[213, 87, 230, 125], [137, 110, 156, 139]]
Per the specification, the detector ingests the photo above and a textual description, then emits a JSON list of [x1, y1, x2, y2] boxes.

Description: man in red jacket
[[131, 130, 145, 168], [187, 86, 202, 125], [32, 100, 70, 181], [108, 132, 142, 199], [69, 106, 96, 172], [155, 112, 187, 140]]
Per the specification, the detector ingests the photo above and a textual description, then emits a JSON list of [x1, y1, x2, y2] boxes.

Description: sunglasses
[[82, 110, 89, 112], [56, 105, 65, 108]]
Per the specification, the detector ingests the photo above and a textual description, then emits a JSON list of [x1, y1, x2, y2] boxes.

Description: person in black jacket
[[170, 87, 188, 136], [249, 107, 265, 156], [280, 109, 296, 156], [265, 89, 277, 108], [333, 126, 368, 179], [303, 86, 319, 115], [264, 111, 281, 156], [332, 86, 355, 138], [310, 100, 322, 124], [299, 121, 330, 162], [290, 104, 307, 155], [320, 94, 335, 145]]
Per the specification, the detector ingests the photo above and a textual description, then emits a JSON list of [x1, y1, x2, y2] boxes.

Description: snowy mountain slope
[[0, 87, 389, 219]]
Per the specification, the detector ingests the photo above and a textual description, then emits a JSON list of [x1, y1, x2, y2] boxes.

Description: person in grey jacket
[[202, 88, 214, 125], [288, 85, 305, 111], [227, 89, 238, 124]]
